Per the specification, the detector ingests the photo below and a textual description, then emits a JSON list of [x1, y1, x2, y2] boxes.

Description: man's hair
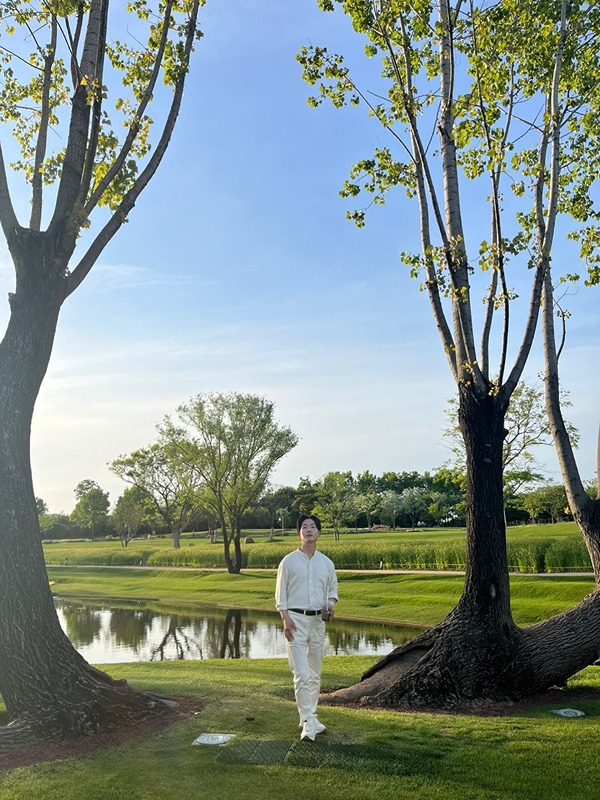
[[297, 514, 321, 532]]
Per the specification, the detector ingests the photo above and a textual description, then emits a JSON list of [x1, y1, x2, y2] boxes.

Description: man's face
[[298, 518, 321, 544]]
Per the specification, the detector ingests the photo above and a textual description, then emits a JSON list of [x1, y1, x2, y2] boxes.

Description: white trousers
[[286, 612, 325, 722]]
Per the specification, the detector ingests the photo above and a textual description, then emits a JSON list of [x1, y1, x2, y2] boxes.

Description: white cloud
[[85, 262, 217, 293]]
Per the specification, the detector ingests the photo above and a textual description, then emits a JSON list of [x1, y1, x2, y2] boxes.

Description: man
[[275, 513, 338, 741]]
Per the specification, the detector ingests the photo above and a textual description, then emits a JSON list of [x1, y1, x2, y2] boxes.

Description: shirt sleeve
[[275, 559, 288, 612], [327, 561, 338, 603]]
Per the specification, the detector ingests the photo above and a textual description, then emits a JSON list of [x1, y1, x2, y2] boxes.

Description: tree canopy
[[70, 479, 110, 538], [111, 440, 202, 550], [162, 392, 299, 572]]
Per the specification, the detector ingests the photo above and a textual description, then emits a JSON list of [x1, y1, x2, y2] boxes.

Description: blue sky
[[0, 1, 598, 513]]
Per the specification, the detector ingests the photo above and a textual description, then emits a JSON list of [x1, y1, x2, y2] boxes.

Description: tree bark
[[171, 524, 182, 550], [0, 255, 173, 751], [233, 529, 243, 574], [221, 519, 239, 574], [325, 389, 600, 710]]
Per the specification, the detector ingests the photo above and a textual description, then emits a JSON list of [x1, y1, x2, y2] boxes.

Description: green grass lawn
[[4, 555, 597, 798], [48, 567, 596, 628], [1, 657, 599, 799]]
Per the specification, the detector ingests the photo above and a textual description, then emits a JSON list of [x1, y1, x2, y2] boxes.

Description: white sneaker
[[298, 717, 326, 735], [300, 718, 316, 741], [314, 717, 327, 734]]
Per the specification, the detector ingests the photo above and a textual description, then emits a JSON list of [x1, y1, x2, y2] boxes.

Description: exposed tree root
[[0, 685, 178, 757], [0, 696, 202, 772], [324, 643, 434, 706], [322, 591, 600, 712]]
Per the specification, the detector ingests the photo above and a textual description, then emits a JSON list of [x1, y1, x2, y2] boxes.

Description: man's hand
[[282, 613, 296, 641], [322, 601, 335, 622]]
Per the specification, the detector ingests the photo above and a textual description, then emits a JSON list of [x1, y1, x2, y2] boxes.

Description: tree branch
[[0, 143, 22, 251], [64, 4, 86, 90], [72, 0, 110, 214], [542, 270, 589, 515], [541, 0, 568, 256], [63, 0, 200, 299], [469, 2, 516, 384], [48, 0, 105, 234], [84, 0, 175, 216], [29, 14, 58, 231], [500, 260, 546, 403], [373, 11, 457, 378], [502, 1, 569, 403], [437, 0, 482, 390]]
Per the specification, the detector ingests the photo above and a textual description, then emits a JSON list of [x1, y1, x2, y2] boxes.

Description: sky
[[0, 0, 598, 514]]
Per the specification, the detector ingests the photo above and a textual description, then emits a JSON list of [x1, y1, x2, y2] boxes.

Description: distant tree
[[110, 442, 201, 550], [313, 471, 356, 542], [163, 393, 298, 573], [520, 485, 570, 524], [239, 505, 271, 530], [397, 487, 430, 529], [378, 490, 400, 530], [259, 485, 297, 540], [35, 497, 48, 516], [354, 470, 381, 528], [425, 492, 453, 527], [428, 467, 465, 495], [377, 470, 426, 495], [38, 513, 75, 541], [444, 382, 578, 501], [111, 487, 148, 548], [188, 505, 221, 543], [70, 480, 110, 539], [0, 2, 201, 747], [291, 476, 318, 515]]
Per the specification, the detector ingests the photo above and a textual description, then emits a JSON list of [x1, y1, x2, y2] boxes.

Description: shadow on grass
[[216, 734, 451, 777]]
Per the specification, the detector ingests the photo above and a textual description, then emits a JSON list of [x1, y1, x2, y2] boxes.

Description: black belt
[[289, 608, 321, 616]]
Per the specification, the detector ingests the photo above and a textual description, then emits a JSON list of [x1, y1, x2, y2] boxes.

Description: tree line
[[38, 388, 596, 554], [39, 468, 594, 544]]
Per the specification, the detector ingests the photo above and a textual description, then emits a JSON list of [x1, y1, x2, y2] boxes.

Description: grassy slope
[[1, 658, 599, 800], [4, 544, 597, 799], [48, 567, 595, 627]]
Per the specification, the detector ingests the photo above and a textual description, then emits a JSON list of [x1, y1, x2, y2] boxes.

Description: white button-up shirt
[[275, 548, 338, 612]]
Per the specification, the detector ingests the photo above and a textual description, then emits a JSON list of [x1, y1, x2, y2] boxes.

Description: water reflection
[[55, 598, 424, 664]]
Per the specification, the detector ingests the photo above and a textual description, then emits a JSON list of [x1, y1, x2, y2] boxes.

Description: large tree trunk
[[221, 519, 235, 573], [0, 264, 173, 752], [171, 524, 182, 550], [233, 531, 243, 574], [326, 389, 600, 710], [221, 517, 243, 574]]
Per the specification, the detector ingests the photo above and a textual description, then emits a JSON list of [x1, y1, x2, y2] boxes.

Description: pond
[[54, 598, 425, 663]]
